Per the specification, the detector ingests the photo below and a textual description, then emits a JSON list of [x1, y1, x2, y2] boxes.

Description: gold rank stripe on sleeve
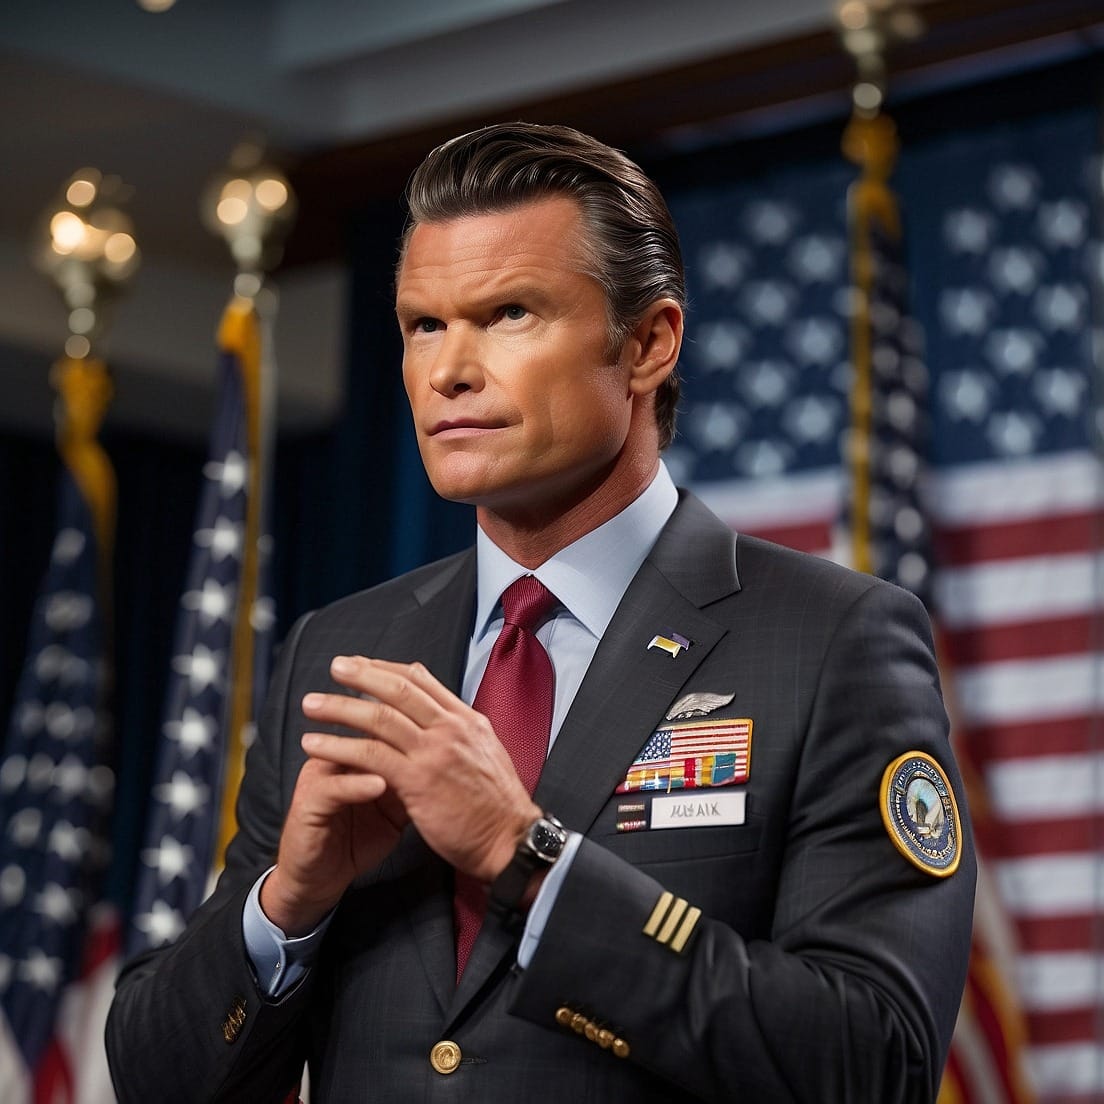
[[642, 891, 702, 953]]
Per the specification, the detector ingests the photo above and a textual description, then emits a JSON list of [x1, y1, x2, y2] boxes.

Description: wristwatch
[[488, 813, 567, 921]]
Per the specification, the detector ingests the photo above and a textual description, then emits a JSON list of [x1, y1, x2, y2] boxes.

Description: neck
[[476, 450, 660, 569]]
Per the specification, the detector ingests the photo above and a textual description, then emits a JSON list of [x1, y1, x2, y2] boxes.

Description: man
[[107, 123, 974, 1103]]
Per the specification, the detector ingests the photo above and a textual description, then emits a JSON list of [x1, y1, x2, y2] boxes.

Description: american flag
[[618, 720, 752, 793], [667, 103, 1102, 1102], [0, 358, 118, 1102], [127, 298, 275, 957]]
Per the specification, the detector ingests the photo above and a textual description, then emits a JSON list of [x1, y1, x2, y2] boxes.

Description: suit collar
[[471, 462, 679, 642]]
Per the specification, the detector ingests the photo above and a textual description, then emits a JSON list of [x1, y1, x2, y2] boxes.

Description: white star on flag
[[741, 280, 794, 326], [939, 288, 995, 336], [8, 807, 42, 847], [699, 241, 748, 288], [203, 450, 248, 497], [163, 707, 217, 757], [34, 645, 71, 682], [943, 208, 993, 253], [51, 755, 89, 801], [251, 596, 276, 633], [687, 403, 745, 452], [1033, 368, 1085, 416], [182, 578, 235, 628], [788, 234, 844, 282], [0, 755, 26, 793], [743, 200, 797, 244], [153, 771, 209, 820], [44, 592, 94, 633], [46, 821, 86, 862], [18, 950, 63, 993], [141, 836, 194, 886], [194, 516, 243, 562], [133, 900, 186, 947], [1033, 283, 1085, 331], [171, 644, 224, 695], [939, 370, 993, 422], [34, 884, 81, 927], [988, 162, 1039, 209], [985, 329, 1039, 374], [1036, 198, 1087, 249], [698, 322, 747, 370]]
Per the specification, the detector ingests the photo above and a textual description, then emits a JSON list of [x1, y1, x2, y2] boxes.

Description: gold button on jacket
[[429, 1040, 462, 1075]]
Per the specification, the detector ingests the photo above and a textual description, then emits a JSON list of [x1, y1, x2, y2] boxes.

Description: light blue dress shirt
[[244, 464, 679, 994]]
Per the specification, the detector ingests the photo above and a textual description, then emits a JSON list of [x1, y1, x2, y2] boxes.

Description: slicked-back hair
[[401, 122, 684, 449]]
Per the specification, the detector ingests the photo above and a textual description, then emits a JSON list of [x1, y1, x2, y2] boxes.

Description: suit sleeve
[[510, 581, 976, 1104], [105, 613, 316, 1104]]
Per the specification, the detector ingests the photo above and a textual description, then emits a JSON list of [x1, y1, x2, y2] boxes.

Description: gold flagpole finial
[[835, 0, 924, 121], [32, 168, 141, 363], [200, 138, 297, 301]]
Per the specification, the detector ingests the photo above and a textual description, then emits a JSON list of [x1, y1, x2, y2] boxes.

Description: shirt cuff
[[242, 866, 334, 999], [517, 831, 582, 969]]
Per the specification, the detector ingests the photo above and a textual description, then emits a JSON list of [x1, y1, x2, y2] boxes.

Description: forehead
[[396, 196, 593, 299]]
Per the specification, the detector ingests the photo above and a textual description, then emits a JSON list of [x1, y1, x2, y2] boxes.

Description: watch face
[[530, 818, 565, 861]]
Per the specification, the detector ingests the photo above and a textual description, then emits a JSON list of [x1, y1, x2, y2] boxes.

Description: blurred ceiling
[[1, 0, 1101, 440]]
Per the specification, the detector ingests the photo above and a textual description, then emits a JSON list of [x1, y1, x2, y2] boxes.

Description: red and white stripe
[[0, 906, 121, 1104], [694, 447, 1104, 1103], [929, 450, 1104, 1103]]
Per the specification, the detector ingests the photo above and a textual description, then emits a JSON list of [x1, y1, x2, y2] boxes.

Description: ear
[[625, 299, 683, 398]]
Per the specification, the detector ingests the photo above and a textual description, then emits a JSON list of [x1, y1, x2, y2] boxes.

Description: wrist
[[488, 811, 567, 924], [485, 800, 542, 883], [259, 867, 340, 937]]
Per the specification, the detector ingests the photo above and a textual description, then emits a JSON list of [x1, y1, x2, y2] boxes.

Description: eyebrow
[[396, 282, 558, 321]]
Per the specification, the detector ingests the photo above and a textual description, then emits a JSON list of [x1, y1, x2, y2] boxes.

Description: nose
[[429, 325, 484, 397]]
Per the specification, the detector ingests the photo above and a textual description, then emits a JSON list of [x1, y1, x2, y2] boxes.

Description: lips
[[428, 419, 503, 436]]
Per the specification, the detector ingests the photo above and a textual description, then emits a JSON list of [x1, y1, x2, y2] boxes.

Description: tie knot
[[500, 576, 557, 633]]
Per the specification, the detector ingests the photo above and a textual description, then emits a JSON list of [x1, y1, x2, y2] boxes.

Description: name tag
[[650, 791, 746, 830]]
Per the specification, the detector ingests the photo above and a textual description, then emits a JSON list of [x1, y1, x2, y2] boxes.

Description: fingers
[[327, 655, 453, 729], [302, 730, 405, 781], [305, 656, 470, 751], [358, 657, 461, 712], [302, 688, 422, 750], [298, 755, 393, 808]]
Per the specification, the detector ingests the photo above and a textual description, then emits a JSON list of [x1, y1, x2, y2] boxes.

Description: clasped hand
[[260, 655, 540, 936]]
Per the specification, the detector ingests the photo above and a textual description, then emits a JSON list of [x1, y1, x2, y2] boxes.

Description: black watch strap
[[488, 813, 566, 921]]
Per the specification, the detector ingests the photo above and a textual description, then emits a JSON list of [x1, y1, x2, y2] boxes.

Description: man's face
[[396, 195, 636, 522]]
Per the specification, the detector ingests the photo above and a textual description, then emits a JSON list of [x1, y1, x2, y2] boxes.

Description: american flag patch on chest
[[615, 718, 752, 793]]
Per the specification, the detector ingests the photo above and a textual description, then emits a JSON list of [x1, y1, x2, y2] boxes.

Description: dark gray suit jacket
[[107, 491, 975, 1103]]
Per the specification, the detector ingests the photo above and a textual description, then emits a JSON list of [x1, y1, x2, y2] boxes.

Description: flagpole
[[837, 5, 1036, 1102], [125, 142, 295, 954], [0, 168, 138, 1104], [203, 144, 295, 866]]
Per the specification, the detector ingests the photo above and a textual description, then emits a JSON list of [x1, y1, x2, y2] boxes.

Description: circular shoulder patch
[[880, 752, 962, 877]]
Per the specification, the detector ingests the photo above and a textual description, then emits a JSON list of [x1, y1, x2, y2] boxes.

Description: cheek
[[401, 356, 418, 403]]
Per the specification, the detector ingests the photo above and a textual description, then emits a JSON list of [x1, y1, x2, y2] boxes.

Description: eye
[[415, 317, 441, 334], [500, 304, 528, 321]]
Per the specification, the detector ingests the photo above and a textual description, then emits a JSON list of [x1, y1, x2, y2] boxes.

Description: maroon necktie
[[454, 576, 558, 980]]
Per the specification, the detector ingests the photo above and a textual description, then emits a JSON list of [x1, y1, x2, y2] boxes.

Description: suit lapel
[[447, 492, 742, 1019], [538, 493, 740, 832], [384, 550, 476, 684]]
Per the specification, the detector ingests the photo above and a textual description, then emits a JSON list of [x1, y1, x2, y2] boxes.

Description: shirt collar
[[474, 462, 679, 643]]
